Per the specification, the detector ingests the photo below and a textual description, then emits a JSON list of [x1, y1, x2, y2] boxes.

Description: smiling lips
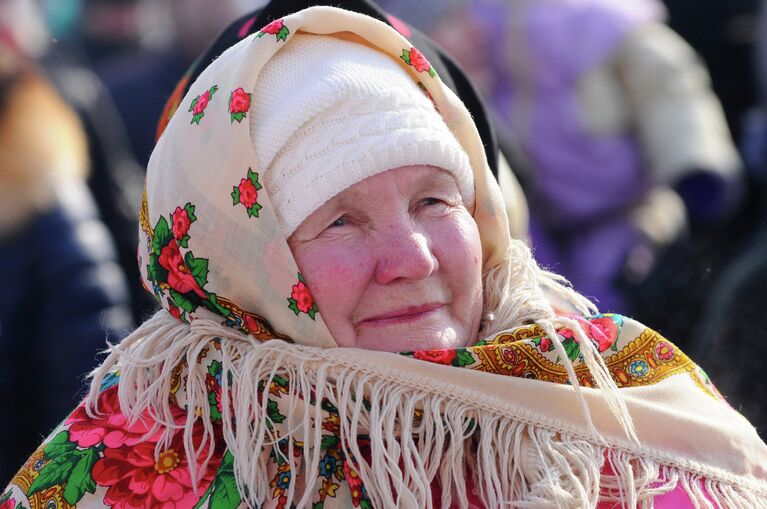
[[358, 303, 444, 327]]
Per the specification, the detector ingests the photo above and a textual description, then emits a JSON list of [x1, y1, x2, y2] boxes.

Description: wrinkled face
[[288, 165, 483, 352]]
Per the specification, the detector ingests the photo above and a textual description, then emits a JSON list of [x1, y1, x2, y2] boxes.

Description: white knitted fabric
[[250, 33, 475, 236]]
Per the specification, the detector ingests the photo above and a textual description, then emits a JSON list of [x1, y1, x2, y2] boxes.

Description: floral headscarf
[[139, 6, 511, 349]]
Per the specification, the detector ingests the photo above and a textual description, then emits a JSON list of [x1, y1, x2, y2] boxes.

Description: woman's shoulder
[[1, 375, 236, 509], [424, 313, 724, 400]]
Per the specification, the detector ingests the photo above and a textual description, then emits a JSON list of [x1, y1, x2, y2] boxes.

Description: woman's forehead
[[332, 165, 459, 203]]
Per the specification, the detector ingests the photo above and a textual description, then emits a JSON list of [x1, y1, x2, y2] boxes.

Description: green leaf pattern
[[26, 431, 102, 506]]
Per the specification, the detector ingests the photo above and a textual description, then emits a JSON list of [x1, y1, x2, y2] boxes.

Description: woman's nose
[[372, 223, 438, 285]]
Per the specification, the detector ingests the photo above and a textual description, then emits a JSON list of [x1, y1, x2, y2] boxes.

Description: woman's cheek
[[300, 247, 369, 311], [430, 213, 482, 268]]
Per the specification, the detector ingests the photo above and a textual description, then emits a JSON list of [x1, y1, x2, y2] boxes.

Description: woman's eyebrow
[[336, 186, 385, 209], [414, 171, 460, 193]]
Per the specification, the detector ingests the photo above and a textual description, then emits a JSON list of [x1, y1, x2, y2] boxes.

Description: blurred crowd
[[0, 0, 766, 485]]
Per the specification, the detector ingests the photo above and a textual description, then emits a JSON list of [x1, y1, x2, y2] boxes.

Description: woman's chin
[[351, 325, 468, 353]]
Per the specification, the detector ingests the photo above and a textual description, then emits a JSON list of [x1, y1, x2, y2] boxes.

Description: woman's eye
[[329, 216, 348, 228], [419, 197, 443, 207]]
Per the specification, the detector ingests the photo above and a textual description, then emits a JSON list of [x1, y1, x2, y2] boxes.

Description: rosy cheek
[[297, 249, 370, 309], [309, 262, 351, 296]]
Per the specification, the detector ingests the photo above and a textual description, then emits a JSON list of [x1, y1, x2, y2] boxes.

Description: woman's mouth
[[358, 303, 444, 327]]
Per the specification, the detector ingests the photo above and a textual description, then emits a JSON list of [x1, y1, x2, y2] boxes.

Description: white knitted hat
[[250, 33, 475, 236]]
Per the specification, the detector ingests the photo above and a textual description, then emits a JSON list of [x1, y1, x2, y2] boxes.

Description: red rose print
[[66, 386, 161, 448], [258, 19, 289, 41], [91, 426, 221, 509], [262, 19, 283, 34], [413, 349, 457, 365], [193, 90, 210, 116], [158, 241, 206, 297], [291, 282, 314, 313], [409, 48, 430, 73], [231, 169, 263, 218], [229, 87, 251, 123], [288, 274, 317, 319], [171, 206, 191, 240], [538, 336, 552, 352], [189, 85, 218, 125], [238, 178, 258, 208], [401, 47, 436, 77]]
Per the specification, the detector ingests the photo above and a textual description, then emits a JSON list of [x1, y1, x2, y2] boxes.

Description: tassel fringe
[[87, 311, 767, 508]]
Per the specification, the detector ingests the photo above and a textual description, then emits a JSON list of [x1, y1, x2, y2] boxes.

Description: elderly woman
[[4, 2, 767, 508]]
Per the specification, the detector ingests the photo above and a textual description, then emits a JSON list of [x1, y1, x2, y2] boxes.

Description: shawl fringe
[[87, 311, 767, 508]]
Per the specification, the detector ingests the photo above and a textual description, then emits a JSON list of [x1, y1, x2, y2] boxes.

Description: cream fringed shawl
[[5, 310, 767, 508], [80, 311, 767, 509], [3, 5, 766, 509]]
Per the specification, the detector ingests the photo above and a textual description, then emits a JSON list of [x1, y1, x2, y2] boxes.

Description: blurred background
[[1, 0, 766, 484]]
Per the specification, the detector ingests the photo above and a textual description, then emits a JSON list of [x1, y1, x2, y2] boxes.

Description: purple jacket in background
[[478, 0, 663, 310]]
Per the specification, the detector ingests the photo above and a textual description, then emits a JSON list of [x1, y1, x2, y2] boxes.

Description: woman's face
[[288, 165, 483, 352]]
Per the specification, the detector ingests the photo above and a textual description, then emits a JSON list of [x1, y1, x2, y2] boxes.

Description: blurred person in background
[[0, 50, 133, 483], [381, 0, 744, 350], [2, 0, 153, 322], [98, 0, 263, 167]]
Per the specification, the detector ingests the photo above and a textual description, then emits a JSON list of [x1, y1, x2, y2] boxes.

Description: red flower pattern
[[560, 316, 618, 352], [413, 349, 457, 365], [189, 86, 217, 124], [290, 281, 314, 313], [408, 47, 431, 73], [66, 386, 159, 448], [158, 241, 206, 297], [261, 19, 284, 35], [229, 87, 251, 123], [400, 47, 436, 77], [171, 207, 191, 240], [257, 19, 289, 41], [192, 90, 211, 116], [587, 317, 618, 352], [237, 178, 258, 208], [91, 426, 221, 509]]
